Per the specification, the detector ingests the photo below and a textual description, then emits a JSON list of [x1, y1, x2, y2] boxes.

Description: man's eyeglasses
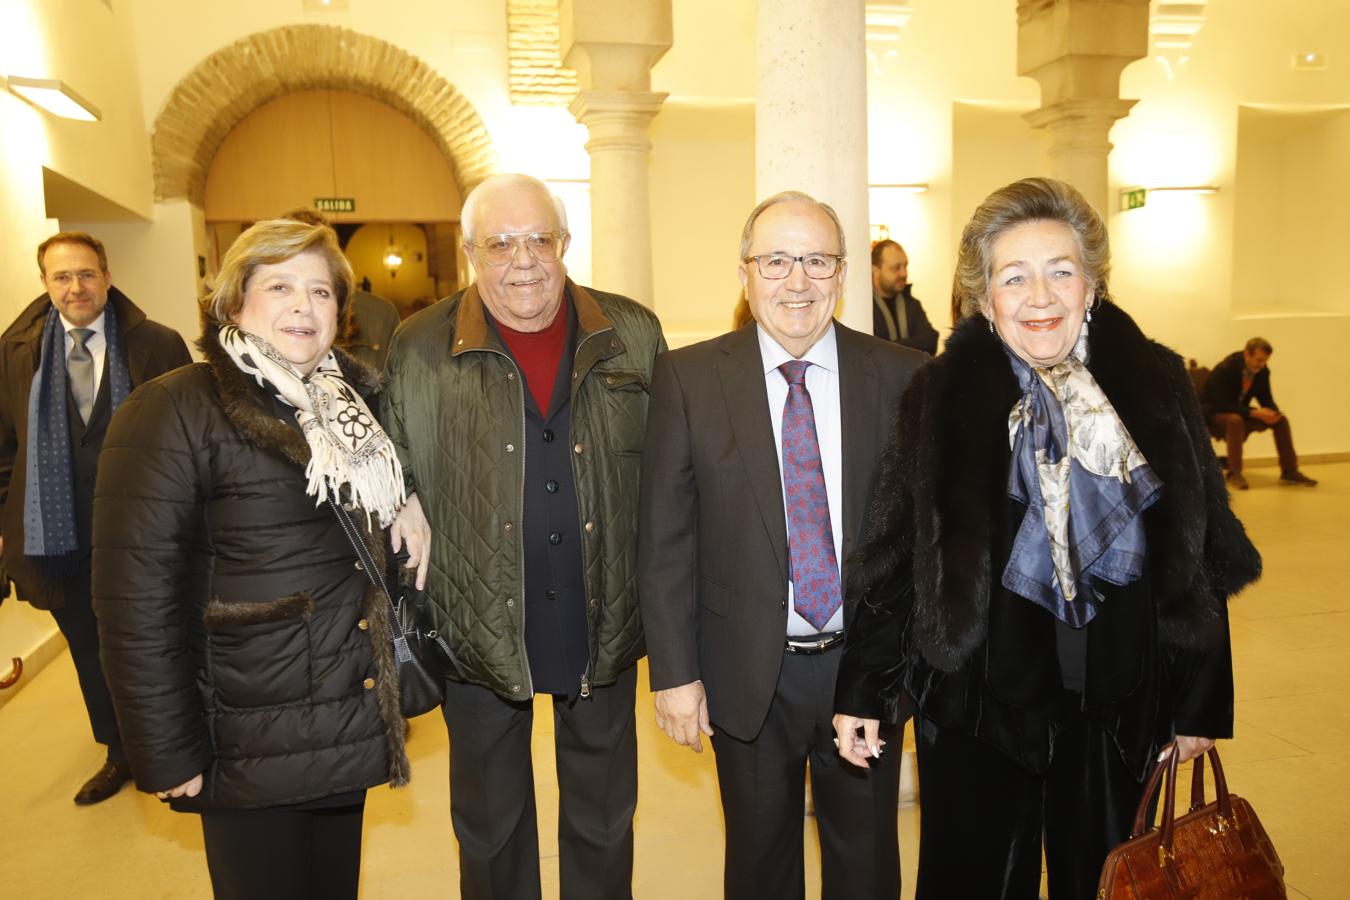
[[742, 253, 843, 280], [469, 232, 566, 267]]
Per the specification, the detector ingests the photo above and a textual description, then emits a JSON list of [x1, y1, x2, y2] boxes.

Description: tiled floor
[[0, 463, 1342, 898]]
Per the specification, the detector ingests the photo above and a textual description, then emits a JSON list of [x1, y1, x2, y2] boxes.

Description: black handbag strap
[[327, 499, 401, 622]]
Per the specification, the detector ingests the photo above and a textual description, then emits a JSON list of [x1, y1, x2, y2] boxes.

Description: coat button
[[606, 374, 616, 385], [546, 479, 559, 493], [506, 443, 515, 453], [584, 521, 594, 533], [511, 684, 521, 694], [354, 561, 363, 571], [573, 442, 584, 455], [546, 589, 557, 601], [506, 597, 515, 608], [362, 677, 375, 690], [548, 532, 562, 545], [357, 618, 369, 631], [504, 521, 513, 532], [542, 429, 554, 442], [507, 371, 516, 380], [589, 598, 598, 609], [572, 371, 578, 381]]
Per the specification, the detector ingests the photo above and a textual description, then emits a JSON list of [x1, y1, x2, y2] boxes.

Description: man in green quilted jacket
[[383, 173, 665, 900]]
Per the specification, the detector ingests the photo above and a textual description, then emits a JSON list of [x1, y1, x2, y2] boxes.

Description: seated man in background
[[870, 239, 938, 354], [1201, 336, 1317, 490]]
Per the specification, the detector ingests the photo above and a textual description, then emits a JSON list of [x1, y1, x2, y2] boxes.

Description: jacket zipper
[[571, 327, 612, 701]]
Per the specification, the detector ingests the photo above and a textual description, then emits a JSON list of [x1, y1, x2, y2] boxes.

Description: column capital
[[560, 0, 673, 93], [569, 90, 669, 153]]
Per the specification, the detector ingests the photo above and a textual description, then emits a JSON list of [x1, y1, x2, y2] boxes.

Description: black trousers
[[50, 578, 124, 764], [914, 708, 1145, 900], [199, 802, 365, 900], [711, 647, 902, 900], [441, 664, 638, 900]]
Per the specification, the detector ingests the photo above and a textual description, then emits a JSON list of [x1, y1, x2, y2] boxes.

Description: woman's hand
[[390, 492, 431, 590], [155, 773, 203, 800], [832, 714, 885, 769], [1162, 735, 1216, 765]]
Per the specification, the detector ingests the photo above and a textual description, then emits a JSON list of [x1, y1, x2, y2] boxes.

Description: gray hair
[[954, 177, 1110, 319], [738, 191, 847, 261], [460, 173, 568, 243]]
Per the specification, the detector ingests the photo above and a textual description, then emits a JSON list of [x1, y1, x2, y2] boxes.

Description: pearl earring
[[987, 318, 995, 334], [1086, 304, 1094, 323]]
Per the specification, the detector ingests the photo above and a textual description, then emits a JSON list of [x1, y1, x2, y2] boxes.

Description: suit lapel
[[717, 326, 789, 583], [835, 324, 878, 558]]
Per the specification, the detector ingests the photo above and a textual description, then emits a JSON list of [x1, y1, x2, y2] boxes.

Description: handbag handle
[[327, 499, 404, 630], [1130, 743, 1237, 864]]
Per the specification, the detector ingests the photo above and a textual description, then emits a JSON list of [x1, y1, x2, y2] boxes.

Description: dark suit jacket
[[872, 286, 939, 355], [1200, 351, 1277, 420], [637, 322, 923, 741], [0, 288, 191, 609]]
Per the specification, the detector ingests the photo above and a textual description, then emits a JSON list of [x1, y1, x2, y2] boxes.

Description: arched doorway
[[151, 24, 497, 207]]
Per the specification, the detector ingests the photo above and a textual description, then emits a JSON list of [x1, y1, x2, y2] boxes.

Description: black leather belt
[[785, 631, 844, 654]]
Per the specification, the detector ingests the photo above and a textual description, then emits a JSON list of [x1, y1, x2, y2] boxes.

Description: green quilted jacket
[[383, 280, 666, 700]]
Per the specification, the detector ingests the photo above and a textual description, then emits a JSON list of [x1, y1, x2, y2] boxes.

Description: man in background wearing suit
[[0, 232, 191, 803], [638, 192, 923, 898]]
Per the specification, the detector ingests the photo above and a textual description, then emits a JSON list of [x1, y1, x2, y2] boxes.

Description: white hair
[[460, 173, 568, 242]]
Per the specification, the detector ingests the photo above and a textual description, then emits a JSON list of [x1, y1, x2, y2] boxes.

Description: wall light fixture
[[4, 76, 101, 121]]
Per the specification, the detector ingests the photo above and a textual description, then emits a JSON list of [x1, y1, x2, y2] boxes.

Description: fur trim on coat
[[851, 301, 1262, 673]]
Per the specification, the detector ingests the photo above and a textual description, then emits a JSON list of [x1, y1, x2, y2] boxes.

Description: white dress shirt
[[60, 310, 108, 400], [757, 324, 845, 637]]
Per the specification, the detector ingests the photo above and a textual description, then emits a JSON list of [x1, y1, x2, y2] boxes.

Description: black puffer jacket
[[92, 323, 409, 810]]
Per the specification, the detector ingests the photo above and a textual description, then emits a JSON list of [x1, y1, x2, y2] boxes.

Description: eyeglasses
[[742, 253, 843, 280], [469, 232, 566, 267]]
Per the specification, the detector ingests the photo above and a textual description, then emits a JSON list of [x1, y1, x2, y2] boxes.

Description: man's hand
[[832, 714, 885, 769], [1252, 407, 1282, 425], [155, 773, 203, 800], [390, 492, 431, 590], [654, 681, 714, 753]]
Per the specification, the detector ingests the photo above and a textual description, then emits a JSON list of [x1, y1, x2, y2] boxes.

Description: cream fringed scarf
[[220, 324, 406, 527]]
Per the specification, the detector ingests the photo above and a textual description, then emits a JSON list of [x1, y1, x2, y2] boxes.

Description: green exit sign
[[314, 197, 356, 213], [1120, 188, 1147, 211]]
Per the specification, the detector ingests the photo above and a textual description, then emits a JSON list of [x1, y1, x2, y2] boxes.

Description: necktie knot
[[70, 328, 93, 350], [779, 359, 811, 386]]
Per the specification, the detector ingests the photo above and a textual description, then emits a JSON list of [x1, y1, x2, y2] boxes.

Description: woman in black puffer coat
[[93, 219, 428, 900]]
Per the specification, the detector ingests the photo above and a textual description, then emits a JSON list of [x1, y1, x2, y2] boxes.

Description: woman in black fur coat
[[831, 178, 1261, 899], [93, 220, 430, 900]]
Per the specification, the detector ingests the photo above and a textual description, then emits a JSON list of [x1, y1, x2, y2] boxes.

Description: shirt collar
[[59, 309, 106, 337], [756, 322, 838, 377]]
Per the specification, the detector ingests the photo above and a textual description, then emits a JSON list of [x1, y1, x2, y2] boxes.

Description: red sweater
[[495, 300, 569, 415]]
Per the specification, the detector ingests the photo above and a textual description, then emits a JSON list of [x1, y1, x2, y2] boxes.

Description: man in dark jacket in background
[[871, 239, 938, 354], [1201, 337, 1316, 490], [384, 174, 665, 899], [0, 232, 191, 803]]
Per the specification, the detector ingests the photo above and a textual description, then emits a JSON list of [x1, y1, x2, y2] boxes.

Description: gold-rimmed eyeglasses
[[468, 232, 566, 267], [742, 253, 843, 280]]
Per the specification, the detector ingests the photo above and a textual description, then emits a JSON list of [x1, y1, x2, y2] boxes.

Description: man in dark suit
[[0, 232, 191, 803], [638, 192, 923, 898], [1200, 336, 1316, 490], [871, 239, 938, 354]]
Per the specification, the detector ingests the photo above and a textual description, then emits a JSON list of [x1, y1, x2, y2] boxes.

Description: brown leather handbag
[[1097, 744, 1286, 899]]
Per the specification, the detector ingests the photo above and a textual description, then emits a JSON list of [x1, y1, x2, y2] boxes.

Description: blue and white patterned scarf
[[24, 301, 131, 566], [1002, 325, 1164, 627]]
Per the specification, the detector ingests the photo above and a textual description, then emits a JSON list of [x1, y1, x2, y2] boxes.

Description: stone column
[[755, 0, 870, 331], [1017, 0, 1150, 214], [560, 0, 672, 308]]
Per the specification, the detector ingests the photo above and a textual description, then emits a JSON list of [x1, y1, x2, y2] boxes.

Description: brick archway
[[152, 24, 497, 205]]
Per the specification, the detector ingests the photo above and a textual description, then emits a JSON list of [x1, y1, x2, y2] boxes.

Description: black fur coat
[[834, 301, 1262, 775]]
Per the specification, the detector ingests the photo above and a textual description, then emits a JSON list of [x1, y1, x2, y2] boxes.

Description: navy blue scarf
[[1002, 333, 1163, 627], [23, 300, 132, 566]]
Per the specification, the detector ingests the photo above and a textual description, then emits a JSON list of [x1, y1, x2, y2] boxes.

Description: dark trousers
[[441, 664, 638, 900], [50, 578, 124, 764], [199, 802, 365, 900], [914, 709, 1144, 900], [711, 647, 902, 900], [1208, 412, 1299, 475]]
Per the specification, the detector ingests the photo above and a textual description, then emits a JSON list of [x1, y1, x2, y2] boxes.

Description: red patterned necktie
[[779, 360, 841, 630]]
